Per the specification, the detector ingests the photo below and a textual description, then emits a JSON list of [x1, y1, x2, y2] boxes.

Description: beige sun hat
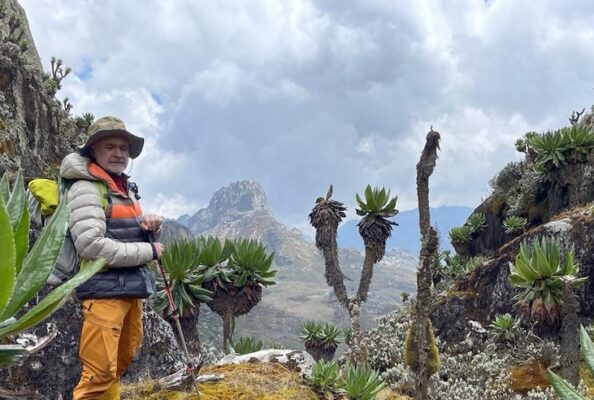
[[79, 116, 144, 159]]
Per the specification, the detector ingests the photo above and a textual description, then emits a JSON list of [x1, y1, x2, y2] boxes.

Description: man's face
[[91, 135, 130, 174]]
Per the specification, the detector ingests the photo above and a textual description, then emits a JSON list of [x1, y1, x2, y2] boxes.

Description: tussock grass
[[122, 362, 320, 400]]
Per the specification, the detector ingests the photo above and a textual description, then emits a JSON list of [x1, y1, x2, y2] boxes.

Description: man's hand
[[140, 214, 162, 232]]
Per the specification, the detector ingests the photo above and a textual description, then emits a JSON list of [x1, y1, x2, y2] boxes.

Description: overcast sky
[[20, 0, 594, 233]]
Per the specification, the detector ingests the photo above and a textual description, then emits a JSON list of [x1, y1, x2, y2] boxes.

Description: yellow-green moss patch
[[122, 362, 320, 400], [508, 359, 549, 394]]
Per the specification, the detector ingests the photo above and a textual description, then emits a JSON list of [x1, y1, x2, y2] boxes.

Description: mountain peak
[[184, 180, 271, 234], [208, 180, 269, 214]]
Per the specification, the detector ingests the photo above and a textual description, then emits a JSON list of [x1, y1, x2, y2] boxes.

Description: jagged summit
[[184, 180, 271, 234]]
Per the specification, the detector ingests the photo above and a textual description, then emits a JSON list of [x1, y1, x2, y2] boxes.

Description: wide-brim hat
[[79, 116, 144, 159]]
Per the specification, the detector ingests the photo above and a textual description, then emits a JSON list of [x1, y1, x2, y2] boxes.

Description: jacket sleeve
[[68, 180, 154, 267]]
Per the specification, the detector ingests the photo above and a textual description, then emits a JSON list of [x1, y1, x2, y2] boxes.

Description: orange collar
[[88, 162, 126, 195]]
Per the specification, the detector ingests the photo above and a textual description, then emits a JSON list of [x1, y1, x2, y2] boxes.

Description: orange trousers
[[73, 298, 143, 400]]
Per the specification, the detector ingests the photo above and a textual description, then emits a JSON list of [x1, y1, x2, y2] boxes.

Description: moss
[[527, 202, 549, 225], [121, 362, 320, 400], [581, 364, 594, 397], [508, 359, 549, 394], [487, 194, 507, 215], [433, 290, 476, 305], [404, 319, 440, 377], [375, 388, 412, 400]]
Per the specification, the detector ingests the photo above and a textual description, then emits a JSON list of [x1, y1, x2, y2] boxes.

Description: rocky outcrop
[[0, 0, 84, 179], [432, 206, 594, 342], [216, 349, 314, 377], [160, 220, 193, 243], [186, 181, 271, 234]]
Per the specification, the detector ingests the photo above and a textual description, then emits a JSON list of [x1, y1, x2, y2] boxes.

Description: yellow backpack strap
[[93, 181, 111, 218]]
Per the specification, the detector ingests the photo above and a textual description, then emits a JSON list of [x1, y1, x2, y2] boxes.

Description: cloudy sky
[[20, 0, 594, 233]]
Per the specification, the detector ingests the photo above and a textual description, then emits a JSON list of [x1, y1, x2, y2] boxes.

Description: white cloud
[[19, 0, 594, 231]]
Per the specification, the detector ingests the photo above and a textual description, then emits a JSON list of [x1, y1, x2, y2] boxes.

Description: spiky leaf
[[0, 258, 105, 337]]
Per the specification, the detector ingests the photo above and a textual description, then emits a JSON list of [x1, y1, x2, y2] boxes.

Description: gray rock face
[[161, 220, 193, 243], [0, 296, 183, 398], [186, 181, 271, 234], [0, 0, 83, 178]]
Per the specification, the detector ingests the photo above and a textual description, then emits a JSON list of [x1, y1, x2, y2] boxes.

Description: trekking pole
[[148, 233, 201, 397]]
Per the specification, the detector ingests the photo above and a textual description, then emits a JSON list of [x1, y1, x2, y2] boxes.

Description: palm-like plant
[[154, 238, 212, 354], [528, 129, 571, 172], [0, 171, 104, 366], [202, 237, 276, 348], [527, 126, 594, 172], [300, 321, 343, 361], [503, 216, 528, 235], [548, 325, 594, 399], [355, 185, 398, 264], [509, 237, 585, 324]]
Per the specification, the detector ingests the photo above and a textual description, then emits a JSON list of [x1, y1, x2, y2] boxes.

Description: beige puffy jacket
[[59, 153, 154, 267]]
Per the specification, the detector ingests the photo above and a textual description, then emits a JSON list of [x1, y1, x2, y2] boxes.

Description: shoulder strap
[[93, 181, 111, 218]]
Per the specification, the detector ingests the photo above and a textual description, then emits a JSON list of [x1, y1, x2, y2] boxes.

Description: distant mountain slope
[[337, 205, 473, 255], [166, 181, 418, 348]]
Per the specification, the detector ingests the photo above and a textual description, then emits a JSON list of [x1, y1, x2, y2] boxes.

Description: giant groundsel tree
[[308, 184, 398, 364]]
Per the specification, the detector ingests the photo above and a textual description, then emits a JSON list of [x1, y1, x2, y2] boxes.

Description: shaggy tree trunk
[[355, 249, 378, 303], [347, 300, 368, 365], [320, 237, 349, 307], [560, 281, 579, 386], [178, 315, 201, 356], [414, 129, 441, 400], [222, 311, 234, 349], [305, 342, 337, 362]]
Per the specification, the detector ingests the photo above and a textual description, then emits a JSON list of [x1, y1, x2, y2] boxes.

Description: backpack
[[27, 178, 109, 286]]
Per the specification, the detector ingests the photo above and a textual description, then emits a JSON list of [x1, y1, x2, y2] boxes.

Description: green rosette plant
[[0, 171, 104, 366], [509, 236, 585, 323]]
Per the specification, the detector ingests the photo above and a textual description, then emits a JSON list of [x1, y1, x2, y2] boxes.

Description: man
[[59, 116, 164, 400]]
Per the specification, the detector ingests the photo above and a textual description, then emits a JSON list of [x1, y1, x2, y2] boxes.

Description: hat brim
[[79, 129, 144, 159]]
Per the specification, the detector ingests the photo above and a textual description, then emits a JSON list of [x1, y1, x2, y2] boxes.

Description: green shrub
[[449, 225, 472, 244], [489, 314, 519, 342], [527, 125, 594, 173], [503, 216, 528, 234], [509, 236, 585, 323], [337, 364, 386, 400], [465, 213, 487, 233], [308, 360, 340, 391], [227, 335, 263, 355], [300, 321, 342, 348]]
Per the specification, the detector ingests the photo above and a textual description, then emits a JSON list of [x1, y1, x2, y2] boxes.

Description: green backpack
[[27, 178, 109, 286]]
